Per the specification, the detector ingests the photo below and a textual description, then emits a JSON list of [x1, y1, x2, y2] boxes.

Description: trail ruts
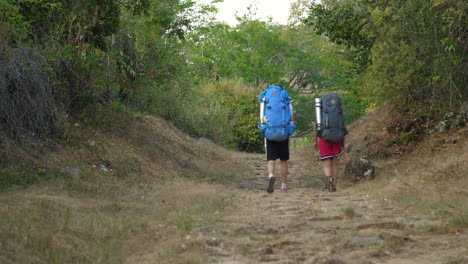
[[191, 152, 467, 264]]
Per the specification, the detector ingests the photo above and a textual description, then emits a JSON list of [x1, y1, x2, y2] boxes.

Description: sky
[[208, 0, 299, 25]]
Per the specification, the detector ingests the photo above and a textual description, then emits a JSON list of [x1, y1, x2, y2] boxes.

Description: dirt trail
[[187, 152, 467, 264]]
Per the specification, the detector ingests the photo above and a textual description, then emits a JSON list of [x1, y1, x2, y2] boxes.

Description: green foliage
[[194, 80, 264, 152], [230, 92, 264, 152], [183, 17, 363, 143], [125, 78, 200, 135], [281, 27, 328, 90], [2, 0, 121, 49], [128, 77, 265, 152], [291, 94, 314, 136], [366, 0, 466, 110], [0, 0, 199, 130], [124, 0, 194, 46], [340, 92, 366, 124], [185, 20, 288, 85], [1, 0, 367, 154], [400, 129, 418, 146], [306, 0, 467, 113], [119, 0, 151, 15], [0, 142, 54, 190], [305, 0, 374, 73], [42, 44, 118, 123], [117, 0, 198, 121]]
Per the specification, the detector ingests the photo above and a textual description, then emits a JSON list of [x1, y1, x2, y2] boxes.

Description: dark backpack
[[258, 85, 296, 142], [320, 93, 347, 142]]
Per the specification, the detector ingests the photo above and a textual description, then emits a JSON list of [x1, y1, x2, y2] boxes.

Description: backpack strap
[[258, 89, 268, 103]]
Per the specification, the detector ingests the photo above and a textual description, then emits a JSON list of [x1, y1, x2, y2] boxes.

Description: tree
[[186, 18, 288, 85], [305, 0, 374, 73], [304, 0, 467, 112], [288, 0, 313, 27]]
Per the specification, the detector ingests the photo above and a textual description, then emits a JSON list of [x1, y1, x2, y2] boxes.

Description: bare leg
[[331, 157, 339, 185], [280, 160, 288, 184], [322, 158, 332, 177], [267, 160, 275, 176], [322, 158, 335, 191], [266, 160, 276, 193]]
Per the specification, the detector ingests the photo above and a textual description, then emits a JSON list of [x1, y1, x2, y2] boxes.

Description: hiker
[[314, 93, 348, 192], [258, 85, 296, 193]]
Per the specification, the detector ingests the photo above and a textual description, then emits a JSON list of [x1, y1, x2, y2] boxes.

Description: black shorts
[[266, 139, 290, 161]]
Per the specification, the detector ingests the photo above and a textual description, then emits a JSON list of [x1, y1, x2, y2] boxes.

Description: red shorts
[[319, 137, 342, 160]]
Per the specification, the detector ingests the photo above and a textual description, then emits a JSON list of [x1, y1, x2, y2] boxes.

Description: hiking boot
[[326, 176, 334, 192], [267, 177, 276, 193], [324, 182, 335, 192], [280, 187, 288, 193]]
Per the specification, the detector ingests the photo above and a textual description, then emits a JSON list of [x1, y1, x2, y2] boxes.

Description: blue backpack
[[258, 85, 296, 142]]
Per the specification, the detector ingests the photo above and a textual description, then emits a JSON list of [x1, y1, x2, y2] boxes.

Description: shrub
[[0, 45, 58, 138], [196, 79, 264, 152]]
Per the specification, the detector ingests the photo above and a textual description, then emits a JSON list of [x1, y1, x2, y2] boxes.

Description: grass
[[342, 208, 356, 218], [0, 146, 42, 190], [382, 235, 405, 253], [359, 157, 468, 235], [2, 100, 466, 263], [0, 110, 244, 264], [445, 257, 468, 264], [1, 195, 131, 263], [388, 185, 424, 209], [425, 211, 468, 234], [177, 211, 195, 234], [0, 179, 233, 263], [290, 136, 313, 150], [448, 212, 468, 230]]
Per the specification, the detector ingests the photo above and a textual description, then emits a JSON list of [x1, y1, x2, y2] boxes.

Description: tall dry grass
[[0, 110, 247, 263], [352, 127, 468, 233]]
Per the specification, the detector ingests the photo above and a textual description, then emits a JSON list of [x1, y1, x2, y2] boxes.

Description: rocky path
[[189, 152, 467, 264]]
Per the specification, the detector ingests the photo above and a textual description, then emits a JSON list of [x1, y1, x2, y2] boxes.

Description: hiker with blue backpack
[[258, 85, 296, 193], [314, 93, 348, 192]]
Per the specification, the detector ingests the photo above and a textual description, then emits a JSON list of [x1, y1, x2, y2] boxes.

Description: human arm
[[314, 121, 319, 150]]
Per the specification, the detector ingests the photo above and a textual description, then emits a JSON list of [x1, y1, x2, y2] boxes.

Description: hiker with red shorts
[[314, 93, 348, 192]]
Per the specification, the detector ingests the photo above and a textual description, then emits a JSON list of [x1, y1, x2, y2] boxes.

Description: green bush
[[341, 92, 367, 124], [194, 80, 264, 152], [124, 78, 265, 152], [0, 146, 41, 190]]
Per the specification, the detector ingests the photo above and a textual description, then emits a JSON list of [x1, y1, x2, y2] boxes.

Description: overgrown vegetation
[[1, 0, 363, 152], [306, 0, 467, 113], [0, 45, 58, 138], [1, 0, 465, 187]]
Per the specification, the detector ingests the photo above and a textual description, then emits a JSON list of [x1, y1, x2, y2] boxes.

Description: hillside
[[0, 109, 250, 263], [1, 105, 467, 263]]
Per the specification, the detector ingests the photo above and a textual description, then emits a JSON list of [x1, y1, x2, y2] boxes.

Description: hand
[[314, 142, 319, 150]]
